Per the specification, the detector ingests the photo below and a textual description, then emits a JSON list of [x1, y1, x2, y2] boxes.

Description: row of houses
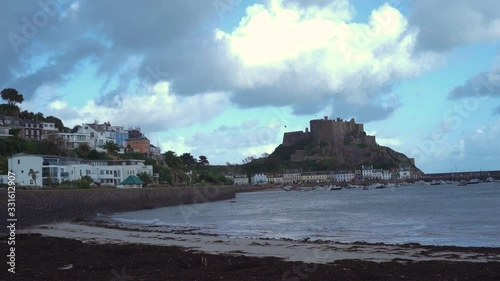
[[0, 115, 160, 157], [5, 154, 157, 188], [227, 165, 417, 185]]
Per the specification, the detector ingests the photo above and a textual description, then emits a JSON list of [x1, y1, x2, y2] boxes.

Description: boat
[[457, 180, 467, 186], [330, 185, 342, 191], [430, 180, 441, 185], [486, 177, 494, 182], [283, 185, 292, 191], [369, 183, 385, 189], [363, 186, 369, 190], [468, 179, 481, 184]]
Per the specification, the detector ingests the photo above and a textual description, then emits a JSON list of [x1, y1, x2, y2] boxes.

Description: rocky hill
[[242, 117, 421, 174]]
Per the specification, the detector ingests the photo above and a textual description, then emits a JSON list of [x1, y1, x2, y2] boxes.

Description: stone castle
[[283, 116, 376, 147]]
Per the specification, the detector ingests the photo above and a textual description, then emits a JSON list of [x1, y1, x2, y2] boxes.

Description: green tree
[[163, 150, 182, 168], [102, 140, 119, 155], [137, 172, 153, 186], [180, 153, 196, 167], [1, 88, 24, 107], [198, 155, 209, 166]]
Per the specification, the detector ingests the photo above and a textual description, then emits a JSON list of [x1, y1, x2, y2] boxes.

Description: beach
[[4, 221, 500, 280]]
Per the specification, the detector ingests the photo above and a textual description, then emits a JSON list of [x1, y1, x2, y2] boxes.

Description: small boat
[[486, 177, 494, 182], [330, 185, 342, 191], [458, 180, 467, 186], [283, 186, 292, 191], [430, 180, 441, 185], [369, 183, 385, 189], [363, 186, 369, 190], [468, 179, 481, 184]]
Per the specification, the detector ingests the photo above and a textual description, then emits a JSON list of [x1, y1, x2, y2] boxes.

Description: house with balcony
[[58, 132, 91, 149], [7, 154, 153, 187]]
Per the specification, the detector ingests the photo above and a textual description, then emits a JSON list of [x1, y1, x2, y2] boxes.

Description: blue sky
[[2, 0, 500, 173]]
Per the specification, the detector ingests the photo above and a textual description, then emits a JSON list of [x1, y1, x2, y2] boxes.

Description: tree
[[198, 155, 209, 166], [75, 143, 91, 158], [242, 156, 256, 164], [180, 152, 196, 167], [28, 169, 39, 186], [261, 152, 270, 158], [137, 172, 153, 186], [1, 88, 24, 107], [163, 150, 182, 168], [102, 140, 119, 155]]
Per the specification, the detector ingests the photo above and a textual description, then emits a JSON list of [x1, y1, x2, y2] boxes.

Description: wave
[[112, 217, 165, 226]]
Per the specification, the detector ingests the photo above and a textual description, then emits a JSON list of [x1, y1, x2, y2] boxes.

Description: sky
[[2, 0, 500, 173]]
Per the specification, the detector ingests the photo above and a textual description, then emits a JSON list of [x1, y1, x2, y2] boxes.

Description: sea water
[[107, 183, 500, 247]]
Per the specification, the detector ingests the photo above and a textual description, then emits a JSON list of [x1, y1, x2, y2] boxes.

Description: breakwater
[[0, 185, 262, 229]]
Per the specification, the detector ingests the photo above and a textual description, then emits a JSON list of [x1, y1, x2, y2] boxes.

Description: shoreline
[[8, 222, 500, 280], [21, 222, 500, 264]]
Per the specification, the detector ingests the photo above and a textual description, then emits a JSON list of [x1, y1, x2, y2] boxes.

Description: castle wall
[[286, 117, 375, 147], [283, 131, 311, 147]]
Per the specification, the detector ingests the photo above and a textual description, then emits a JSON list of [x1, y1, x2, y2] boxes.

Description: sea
[[103, 182, 500, 247]]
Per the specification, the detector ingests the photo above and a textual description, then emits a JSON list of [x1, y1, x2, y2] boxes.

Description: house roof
[[120, 175, 144, 185]]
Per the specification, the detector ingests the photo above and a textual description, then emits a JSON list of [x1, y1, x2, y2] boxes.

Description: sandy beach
[[4, 221, 499, 280]]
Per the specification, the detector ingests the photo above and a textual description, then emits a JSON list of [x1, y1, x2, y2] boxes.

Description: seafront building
[[7, 153, 154, 187]]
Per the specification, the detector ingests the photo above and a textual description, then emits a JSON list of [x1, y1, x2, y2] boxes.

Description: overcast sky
[[2, 0, 500, 173]]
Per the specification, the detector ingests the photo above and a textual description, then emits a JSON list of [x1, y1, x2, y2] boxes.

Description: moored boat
[[468, 179, 481, 184], [458, 180, 467, 186]]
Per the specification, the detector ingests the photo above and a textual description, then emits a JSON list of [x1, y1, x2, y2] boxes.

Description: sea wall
[[0, 185, 262, 229]]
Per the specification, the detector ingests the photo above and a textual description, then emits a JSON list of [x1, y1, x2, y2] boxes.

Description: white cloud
[[48, 100, 67, 110], [377, 137, 402, 147], [216, 0, 440, 107], [38, 82, 231, 133]]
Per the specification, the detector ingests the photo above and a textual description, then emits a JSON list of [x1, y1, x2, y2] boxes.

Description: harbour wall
[[0, 185, 262, 229]]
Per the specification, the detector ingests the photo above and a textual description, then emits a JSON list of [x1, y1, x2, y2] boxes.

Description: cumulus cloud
[[2, 0, 443, 124], [214, 0, 439, 117], [409, 0, 500, 52], [30, 82, 230, 134]]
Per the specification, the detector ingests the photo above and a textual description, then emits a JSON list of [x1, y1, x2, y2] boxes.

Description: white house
[[251, 173, 267, 185], [362, 165, 373, 180], [267, 174, 284, 185], [372, 169, 383, 180], [41, 122, 59, 138], [76, 122, 116, 151], [400, 166, 411, 179], [8, 154, 153, 187], [345, 171, 355, 182], [283, 169, 301, 183], [382, 170, 392, 181], [58, 132, 91, 149], [231, 174, 249, 185]]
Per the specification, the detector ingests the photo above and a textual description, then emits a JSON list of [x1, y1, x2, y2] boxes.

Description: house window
[[30, 180, 33, 184], [17, 159, 20, 164]]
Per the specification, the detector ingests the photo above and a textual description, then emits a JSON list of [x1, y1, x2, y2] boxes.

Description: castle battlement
[[282, 116, 374, 147]]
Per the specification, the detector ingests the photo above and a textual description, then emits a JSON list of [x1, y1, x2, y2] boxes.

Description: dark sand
[[3, 233, 500, 281]]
